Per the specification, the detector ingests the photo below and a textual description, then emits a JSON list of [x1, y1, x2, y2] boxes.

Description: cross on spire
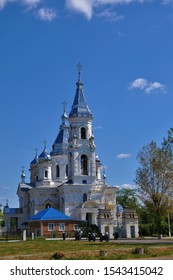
[[77, 63, 82, 81], [35, 147, 38, 155], [62, 100, 67, 113], [43, 140, 47, 149]]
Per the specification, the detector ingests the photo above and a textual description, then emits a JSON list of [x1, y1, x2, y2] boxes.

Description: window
[[74, 224, 79, 231], [83, 193, 87, 202], [45, 170, 48, 178], [83, 180, 87, 184], [46, 203, 51, 208], [81, 154, 88, 175], [59, 223, 65, 231], [81, 127, 86, 139], [48, 223, 54, 231], [66, 164, 68, 177], [56, 165, 60, 178]]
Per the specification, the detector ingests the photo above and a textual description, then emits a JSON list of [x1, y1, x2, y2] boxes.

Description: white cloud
[[145, 81, 165, 94], [129, 78, 148, 90], [116, 153, 131, 159], [96, 7, 124, 21], [65, 0, 93, 20], [37, 7, 57, 21], [65, 0, 144, 20], [129, 78, 166, 94], [21, 0, 41, 5], [0, 0, 41, 10], [121, 183, 135, 189], [115, 183, 136, 189], [0, 1, 168, 21]]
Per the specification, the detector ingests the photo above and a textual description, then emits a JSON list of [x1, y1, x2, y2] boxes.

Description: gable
[[29, 207, 75, 221]]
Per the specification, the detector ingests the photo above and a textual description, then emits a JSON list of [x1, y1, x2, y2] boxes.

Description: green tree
[[116, 188, 139, 210], [0, 204, 4, 227], [135, 138, 173, 235]]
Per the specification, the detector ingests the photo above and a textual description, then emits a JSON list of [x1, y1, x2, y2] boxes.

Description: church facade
[[4, 66, 138, 238]]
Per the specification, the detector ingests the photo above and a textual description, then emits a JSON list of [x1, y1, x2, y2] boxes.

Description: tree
[[135, 137, 173, 235], [0, 204, 4, 228], [116, 188, 139, 210]]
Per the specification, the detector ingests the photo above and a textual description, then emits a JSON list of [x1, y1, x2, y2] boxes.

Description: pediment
[[82, 200, 99, 209]]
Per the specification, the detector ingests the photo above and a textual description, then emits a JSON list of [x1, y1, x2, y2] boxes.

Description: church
[[4, 65, 139, 238]]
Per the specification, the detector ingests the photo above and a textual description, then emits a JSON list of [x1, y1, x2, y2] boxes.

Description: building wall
[[122, 209, 139, 238], [28, 220, 79, 237]]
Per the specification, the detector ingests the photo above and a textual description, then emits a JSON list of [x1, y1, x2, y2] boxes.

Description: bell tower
[[68, 64, 97, 184]]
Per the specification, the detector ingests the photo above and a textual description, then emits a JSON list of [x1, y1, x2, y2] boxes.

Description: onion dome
[[30, 150, 39, 166], [3, 200, 9, 214], [95, 154, 100, 161], [51, 108, 69, 156], [38, 143, 51, 161], [103, 173, 106, 180], [21, 166, 26, 183]]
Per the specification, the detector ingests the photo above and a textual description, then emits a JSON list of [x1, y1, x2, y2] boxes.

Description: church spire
[[69, 64, 92, 118], [77, 63, 82, 82], [51, 104, 69, 156]]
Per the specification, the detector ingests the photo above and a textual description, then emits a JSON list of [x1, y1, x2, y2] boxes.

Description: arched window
[[45, 170, 48, 178], [46, 203, 51, 208], [81, 154, 88, 175], [81, 127, 86, 139], [83, 193, 87, 202], [56, 165, 60, 178]]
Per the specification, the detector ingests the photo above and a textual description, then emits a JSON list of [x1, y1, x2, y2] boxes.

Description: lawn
[[1, 239, 173, 260]]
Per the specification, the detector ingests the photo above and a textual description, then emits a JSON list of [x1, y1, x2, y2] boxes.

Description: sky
[[0, 0, 173, 208]]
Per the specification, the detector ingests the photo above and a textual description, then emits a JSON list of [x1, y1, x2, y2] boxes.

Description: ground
[[1, 238, 173, 260]]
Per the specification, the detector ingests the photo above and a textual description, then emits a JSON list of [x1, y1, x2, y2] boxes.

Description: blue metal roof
[[38, 148, 51, 161], [51, 111, 69, 156], [69, 80, 92, 118], [29, 207, 75, 221], [30, 155, 39, 166]]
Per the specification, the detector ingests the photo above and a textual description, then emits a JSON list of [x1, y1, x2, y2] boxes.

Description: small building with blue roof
[[28, 207, 80, 237]]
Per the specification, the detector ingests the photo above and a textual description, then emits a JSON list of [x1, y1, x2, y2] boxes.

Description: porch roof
[[29, 207, 79, 222]]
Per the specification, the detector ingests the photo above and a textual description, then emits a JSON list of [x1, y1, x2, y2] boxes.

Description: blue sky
[[0, 0, 173, 208]]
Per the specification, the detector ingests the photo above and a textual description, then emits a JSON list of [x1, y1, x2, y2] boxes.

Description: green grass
[[1, 239, 173, 260]]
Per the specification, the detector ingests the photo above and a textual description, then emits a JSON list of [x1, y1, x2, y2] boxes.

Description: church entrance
[[86, 213, 92, 225]]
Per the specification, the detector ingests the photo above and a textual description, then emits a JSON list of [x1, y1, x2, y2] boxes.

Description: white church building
[[4, 66, 139, 238]]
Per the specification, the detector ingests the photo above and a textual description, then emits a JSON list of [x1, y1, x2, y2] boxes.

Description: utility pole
[[168, 213, 171, 237]]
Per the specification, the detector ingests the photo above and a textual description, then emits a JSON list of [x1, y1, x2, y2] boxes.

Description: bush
[[139, 223, 157, 237], [79, 222, 99, 237]]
